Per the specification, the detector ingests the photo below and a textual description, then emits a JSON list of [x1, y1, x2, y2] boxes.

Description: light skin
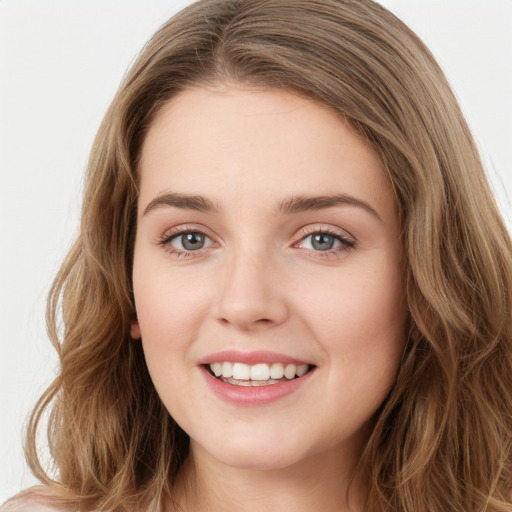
[[131, 84, 407, 512]]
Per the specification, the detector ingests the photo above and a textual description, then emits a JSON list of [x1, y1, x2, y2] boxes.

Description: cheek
[[132, 263, 208, 403], [300, 258, 406, 364], [132, 257, 212, 345]]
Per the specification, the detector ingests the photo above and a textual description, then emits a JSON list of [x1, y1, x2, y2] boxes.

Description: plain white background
[[0, 0, 511, 502]]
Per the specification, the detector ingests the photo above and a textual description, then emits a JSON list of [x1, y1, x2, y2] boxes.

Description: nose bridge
[[216, 241, 288, 329]]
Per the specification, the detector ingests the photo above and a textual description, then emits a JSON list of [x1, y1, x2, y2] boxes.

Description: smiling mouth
[[205, 362, 314, 387]]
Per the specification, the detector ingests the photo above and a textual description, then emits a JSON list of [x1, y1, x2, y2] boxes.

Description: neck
[[166, 442, 369, 512]]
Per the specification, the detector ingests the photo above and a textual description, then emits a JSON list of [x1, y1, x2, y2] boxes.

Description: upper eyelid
[[295, 224, 355, 242], [160, 224, 216, 240]]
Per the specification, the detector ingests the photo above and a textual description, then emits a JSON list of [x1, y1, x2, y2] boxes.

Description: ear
[[131, 316, 141, 339]]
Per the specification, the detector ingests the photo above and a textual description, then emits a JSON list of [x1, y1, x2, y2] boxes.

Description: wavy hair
[[24, 0, 512, 510]]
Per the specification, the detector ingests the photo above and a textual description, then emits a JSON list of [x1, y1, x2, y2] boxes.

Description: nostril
[[217, 316, 274, 329]]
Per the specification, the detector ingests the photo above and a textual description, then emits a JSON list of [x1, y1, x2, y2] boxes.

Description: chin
[[215, 448, 304, 472], [192, 430, 310, 471]]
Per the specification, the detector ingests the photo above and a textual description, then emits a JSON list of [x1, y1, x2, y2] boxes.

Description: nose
[[215, 248, 289, 331]]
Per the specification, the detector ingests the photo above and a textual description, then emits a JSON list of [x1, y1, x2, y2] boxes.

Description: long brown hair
[[25, 1, 512, 510]]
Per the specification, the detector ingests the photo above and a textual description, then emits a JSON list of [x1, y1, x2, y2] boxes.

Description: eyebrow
[[279, 194, 382, 221], [143, 191, 381, 221], [143, 192, 218, 215]]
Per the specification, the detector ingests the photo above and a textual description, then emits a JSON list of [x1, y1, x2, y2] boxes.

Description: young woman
[[2, 0, 511, 511]]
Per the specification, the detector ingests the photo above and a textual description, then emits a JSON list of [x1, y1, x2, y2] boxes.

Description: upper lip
[[197, 350, 312, 366]]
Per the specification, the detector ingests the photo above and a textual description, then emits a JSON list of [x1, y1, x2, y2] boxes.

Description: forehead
[[138, 85, 395, 220]]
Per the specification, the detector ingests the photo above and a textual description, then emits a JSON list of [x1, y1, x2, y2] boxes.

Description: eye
[[158, 228, 216, 257], [173, 232, 209, 251], [305, 233, 339, 251], [296, 228, 355, 253]]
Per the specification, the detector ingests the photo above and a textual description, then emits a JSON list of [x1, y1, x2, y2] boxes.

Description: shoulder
[[1, 487, 160, 512], [0, 487, 74, 512]]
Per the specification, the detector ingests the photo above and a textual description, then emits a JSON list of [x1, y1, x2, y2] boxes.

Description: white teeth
[[232, 362, 250, 380], [284, 364, 296, 380], [270, 362, 285, 379], [208, 362, 310, 381], [221, 361, 233, 378], [250, 363, 270, 381], [296, 364, 308, 377], [211, 362, 222, 377]]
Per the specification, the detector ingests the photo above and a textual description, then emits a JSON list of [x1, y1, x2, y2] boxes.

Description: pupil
[[312, 233, 334, 251], [182, 232, 205, 250]]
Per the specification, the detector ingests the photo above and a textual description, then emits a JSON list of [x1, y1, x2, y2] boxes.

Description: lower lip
[[200, 367, 314, 406]]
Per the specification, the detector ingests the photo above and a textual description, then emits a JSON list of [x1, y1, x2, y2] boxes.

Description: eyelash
[[157, 225, 356, 258], [157, 225, 214, 258], [295, 226, 356, 256]]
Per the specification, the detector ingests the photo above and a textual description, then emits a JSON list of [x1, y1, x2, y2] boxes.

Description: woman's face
[[132, 85, 407, 472]]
